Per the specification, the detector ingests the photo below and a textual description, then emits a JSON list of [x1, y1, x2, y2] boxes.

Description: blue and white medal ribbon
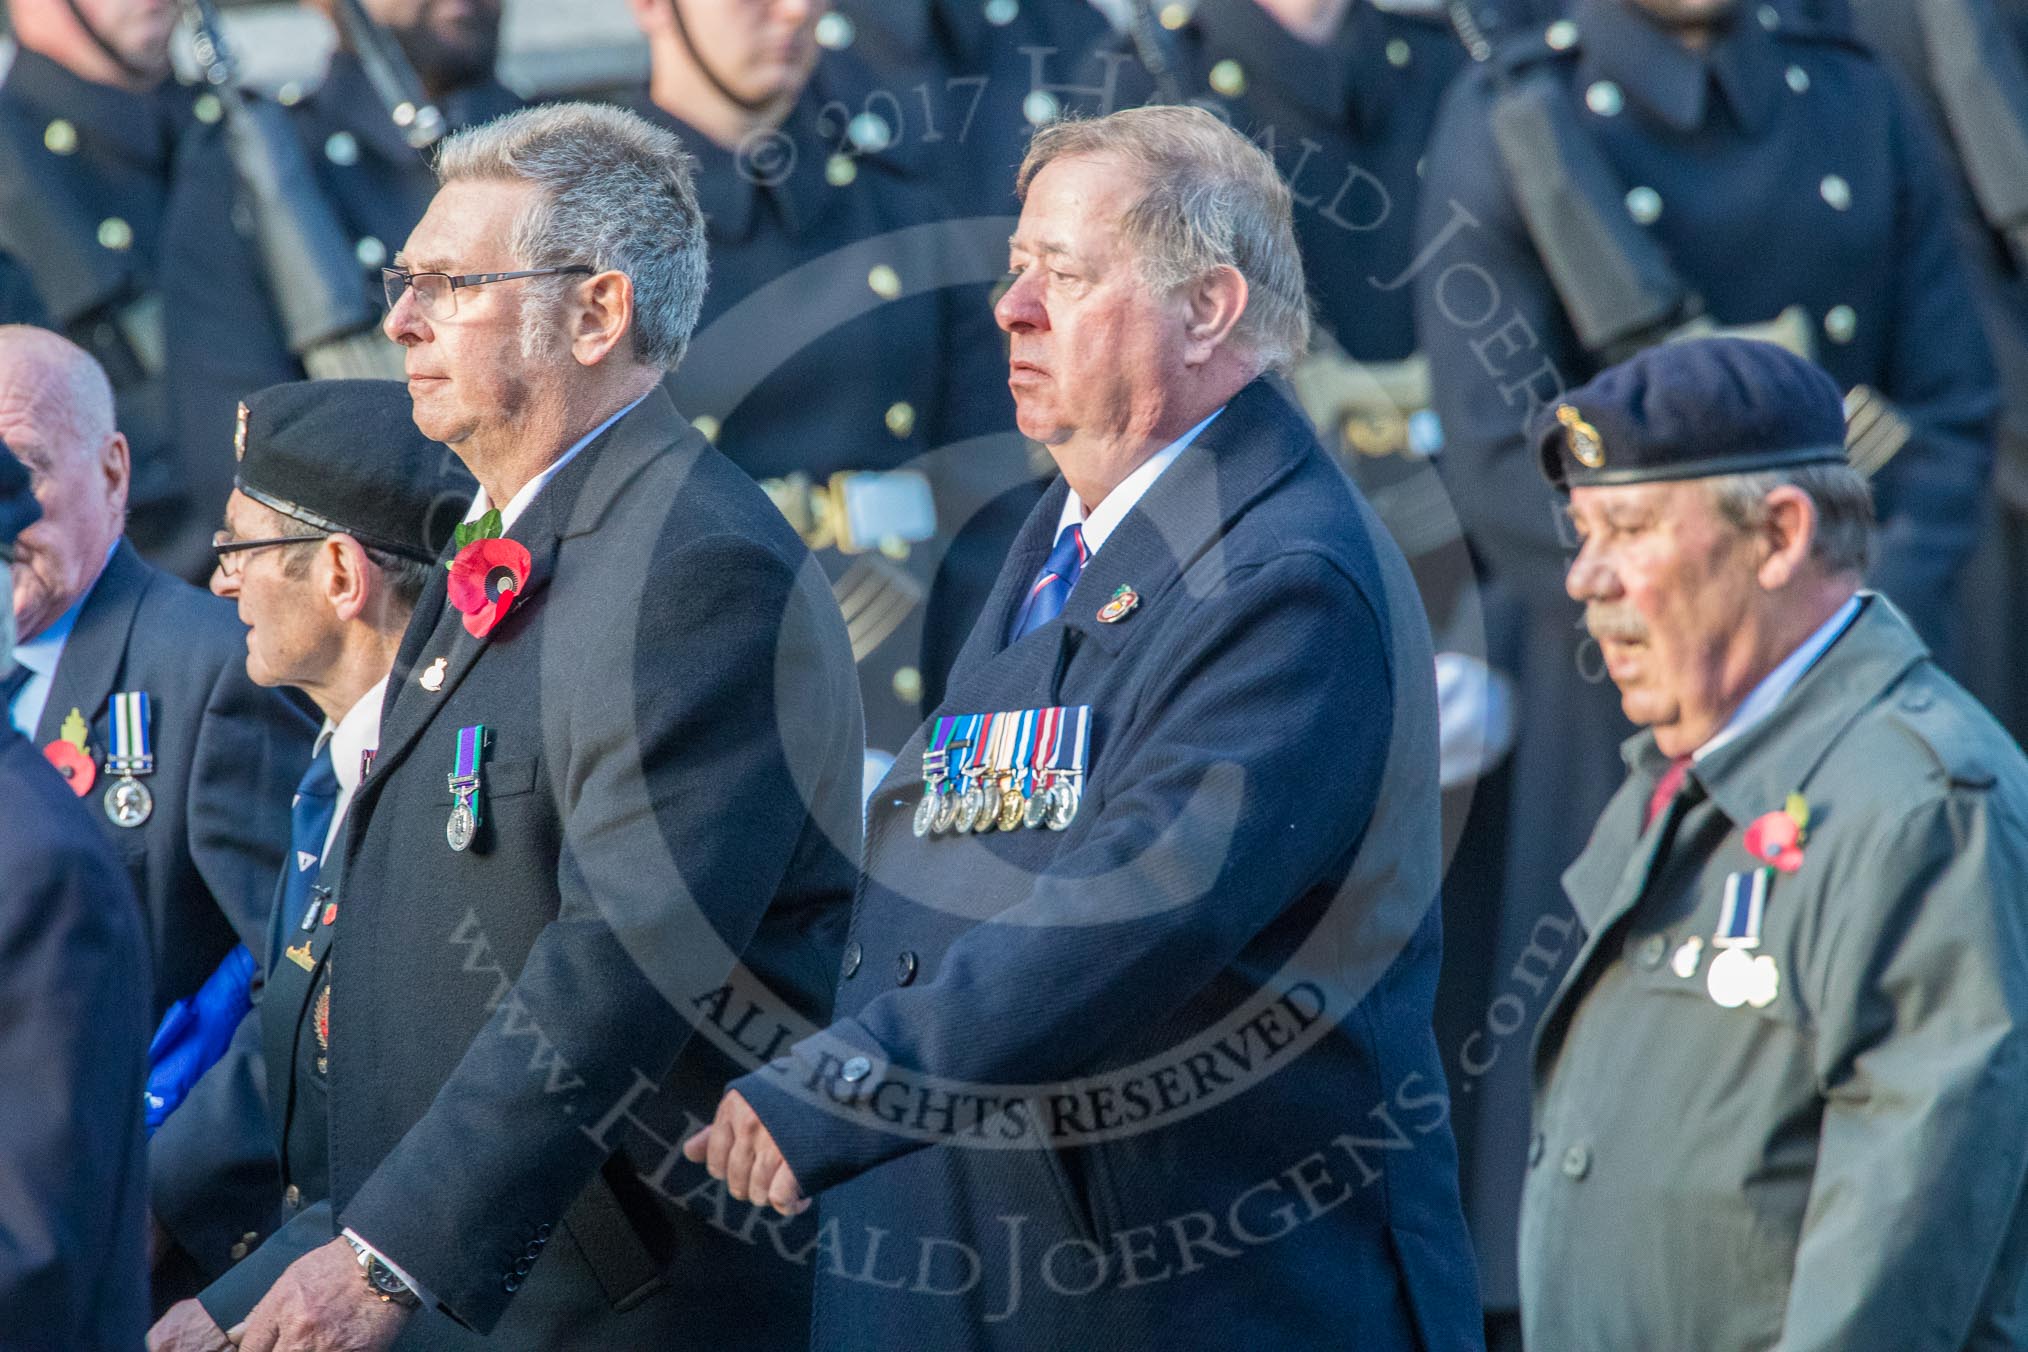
[[1708, 867, 1778, 1009], [103, 691, 155, 827], [1045, 706, 1092, 832]]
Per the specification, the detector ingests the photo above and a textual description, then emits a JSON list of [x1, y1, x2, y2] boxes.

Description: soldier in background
[[0, 0, 215, 577], [160, 0, 520, 567], [1412, 0, 1997, 1342], [623, 0, 1020, 755], [826, 0, 1119, 215], [1844, 0, 2028, 749]]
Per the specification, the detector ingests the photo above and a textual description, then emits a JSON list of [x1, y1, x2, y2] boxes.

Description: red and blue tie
[[1007, 522, 1088, 644]]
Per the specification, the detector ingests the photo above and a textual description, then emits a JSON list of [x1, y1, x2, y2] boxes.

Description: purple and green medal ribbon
[[453, 723, 487, 825], [925, 716, 958, 795]]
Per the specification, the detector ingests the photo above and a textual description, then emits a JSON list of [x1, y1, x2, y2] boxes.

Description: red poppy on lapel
[[1742, 793, 1811, 874], [447, 537, 533, 639], [42, 740, 96, 796]]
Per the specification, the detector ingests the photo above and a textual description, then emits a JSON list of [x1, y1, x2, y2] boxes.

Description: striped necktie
[[1007, 522, 1088, 644]]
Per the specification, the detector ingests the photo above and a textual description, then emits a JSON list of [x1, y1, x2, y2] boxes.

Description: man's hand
[[683, 1089, 809, 1216], [147, 1299, 233, 1352], [235, 1238, 413, 1352]]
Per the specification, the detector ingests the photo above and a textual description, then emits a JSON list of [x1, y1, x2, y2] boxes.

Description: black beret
[[0, 439, 40, 562], [234, 379, 472, 563], [1535, 337, 1849, 493]]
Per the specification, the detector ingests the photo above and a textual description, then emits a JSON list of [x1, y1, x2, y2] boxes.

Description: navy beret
[[234, 379, 472, 563], [0, 438, 40, 562], [1535, 337, 1848, 493]]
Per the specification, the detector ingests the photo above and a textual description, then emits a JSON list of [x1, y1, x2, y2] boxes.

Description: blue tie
[[142, 743, 338, 1134], [1007, 522, 1088, 644], [281, 742, 340, 931]]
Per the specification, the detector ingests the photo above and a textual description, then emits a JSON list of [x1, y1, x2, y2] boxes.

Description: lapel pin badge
[[419, 656, 447, 692], [1097, 584, 1140, 624]]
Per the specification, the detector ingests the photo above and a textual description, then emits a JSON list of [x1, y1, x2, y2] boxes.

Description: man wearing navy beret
[[1522, 337, 2028, 1350], [0, 444, 152, 1347]]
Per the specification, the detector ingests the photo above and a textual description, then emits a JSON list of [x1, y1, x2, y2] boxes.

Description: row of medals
[[914, 769, 1080, 837]]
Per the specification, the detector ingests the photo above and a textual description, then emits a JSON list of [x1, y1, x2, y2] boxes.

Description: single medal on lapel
[[915, 718, 957, 838], [1047, 706, 1092, 831], [1707, 867, 1777, 1009], [446, 723, 489, 852], [102, 691, 156, 828]]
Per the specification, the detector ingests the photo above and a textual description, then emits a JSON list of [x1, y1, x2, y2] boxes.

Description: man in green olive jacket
[[1521, 336, 2028, 1352]]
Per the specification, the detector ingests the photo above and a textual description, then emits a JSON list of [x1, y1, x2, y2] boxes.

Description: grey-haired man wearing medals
[[1523, 337, 2028, 1350], [686, 105, 1481, 1351], [0, 324, 315, 1023]]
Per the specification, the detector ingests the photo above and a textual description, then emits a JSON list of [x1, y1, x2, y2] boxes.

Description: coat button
[[515, 1256, 533, 1276], [895, 951, 919, 986], [535, 1222, 551, 1240], [1529, 1132, 1544, 1167], [1585, 81, 1624, 117], [841, 1055, 873, 1083], [1562, 1143, 1592, 1179], [525, 1241, 542, 1259], [229, 1240, 250, 1261], [1635, 933, 1668, 970], [283, 1184, 302, 1210], [841, 942, 863, 978], [503, 1273, 522, 1293]]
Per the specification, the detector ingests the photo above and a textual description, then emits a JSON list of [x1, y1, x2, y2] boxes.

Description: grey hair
[[433, 102, 709, 370], [1707, 461, 1874, 576], [1018, 105, 1313, 372], [0, 325, 117, 455]]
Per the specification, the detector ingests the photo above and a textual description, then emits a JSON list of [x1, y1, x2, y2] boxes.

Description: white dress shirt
[[321, 675, 387, 861], [7, 542, 118, 739], [460, 393, 650, 533], [1053, 409, 1223, 557], [1695, 592, 1864, 763]]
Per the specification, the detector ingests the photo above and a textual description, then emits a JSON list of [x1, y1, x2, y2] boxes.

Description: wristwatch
[[343, 1235, 423, 1310]]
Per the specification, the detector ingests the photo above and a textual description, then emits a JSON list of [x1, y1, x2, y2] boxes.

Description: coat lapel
[[355, 390, 689, 813], [881, 377, 1317, 797], [33, 540, 149, 747]]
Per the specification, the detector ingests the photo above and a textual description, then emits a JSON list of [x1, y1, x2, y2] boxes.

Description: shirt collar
[[463, 392, 649, 532], [1055, 408, 1223, 556], [325, 674, 388, 796], [12, 540, 118, 677], [1694, 593, 1863, 763], [1574, 0, 1782, 136]]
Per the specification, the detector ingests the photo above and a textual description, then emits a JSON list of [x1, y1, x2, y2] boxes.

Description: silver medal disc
[[933, 791, 960, 835], [1706, 946, 1755, 1009], [446, 800, 476, 851], [972, 785, 1002, 834], [1023, 788, 1051, 830], [104, 775, 153, 828], [913, 793, 937, 838], [1045, 781, 1079, 831], [955, 787, 983, 834], [1744, 954, 1780, 1009]]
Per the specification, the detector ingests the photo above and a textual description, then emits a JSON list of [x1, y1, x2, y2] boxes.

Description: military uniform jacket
[[635, 73, 1021, 751], [0, 48, 214, 574], [32, 540, 315, 1016], [733, 378, 1483, 1351], [0, 727, 150, 1348], [1416, 0, 1997, 626], [210, 390, 864, 1347], [160, 55, 520, 530], [1523, 597, 2028, 1351]]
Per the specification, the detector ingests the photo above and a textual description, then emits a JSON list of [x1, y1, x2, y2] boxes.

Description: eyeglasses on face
[[381, 266, 596, 319], [211, 529, 328, 578]]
